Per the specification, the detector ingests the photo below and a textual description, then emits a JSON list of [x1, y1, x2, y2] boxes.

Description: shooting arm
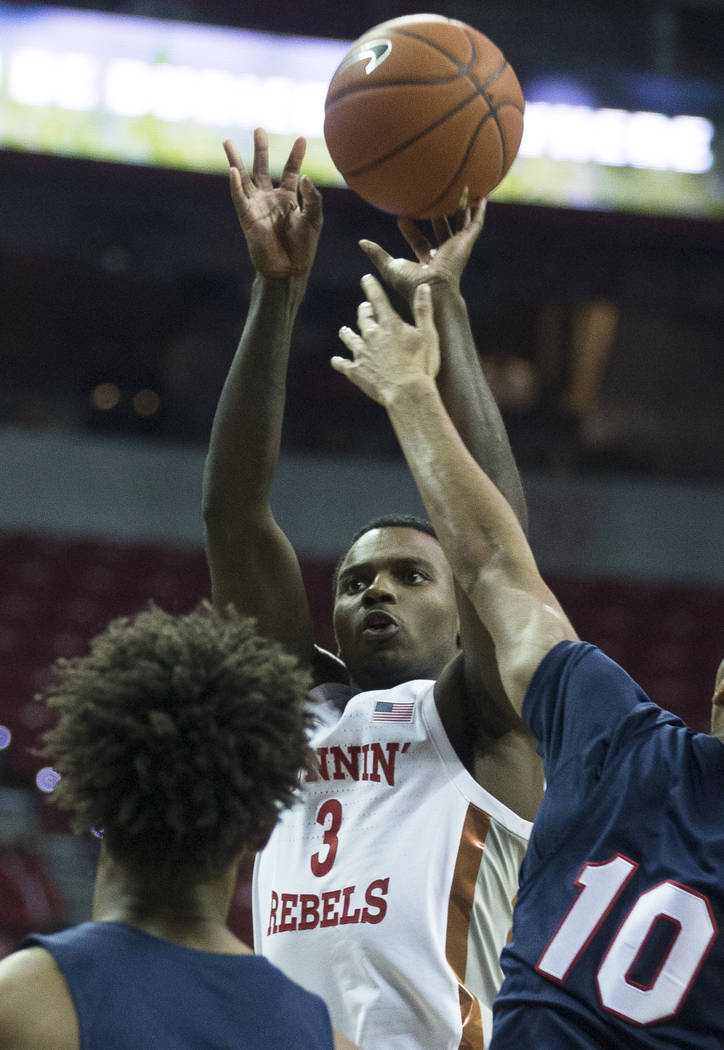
[[202, 132, 322, 664], [203, 273, 315, 657]]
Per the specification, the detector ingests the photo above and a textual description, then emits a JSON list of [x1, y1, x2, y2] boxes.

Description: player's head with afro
[[38, 602, 312, 882]]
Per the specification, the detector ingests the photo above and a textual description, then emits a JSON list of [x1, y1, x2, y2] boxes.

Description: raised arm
[[361, 204, 528, 732], [360, 201, 527, 528], [203, 130, 323, 666], [332, 278, 577, 715]]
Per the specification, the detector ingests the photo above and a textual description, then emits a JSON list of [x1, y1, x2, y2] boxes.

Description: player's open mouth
[[361, 611, 399, 639]]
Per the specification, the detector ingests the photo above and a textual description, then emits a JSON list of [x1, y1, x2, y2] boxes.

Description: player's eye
[[343, 576, 366, 593], [403, 568, 427, 584]]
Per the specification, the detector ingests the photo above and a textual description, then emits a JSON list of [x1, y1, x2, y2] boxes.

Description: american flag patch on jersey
[[372, 700, 415, 722]]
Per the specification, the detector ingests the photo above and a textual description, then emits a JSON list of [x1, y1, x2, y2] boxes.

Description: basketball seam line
[[420, 103, 522, 213], [343, 89, 520, 180]]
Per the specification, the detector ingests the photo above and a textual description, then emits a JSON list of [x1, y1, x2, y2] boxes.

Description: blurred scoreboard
[[0, 2, 721, 217]]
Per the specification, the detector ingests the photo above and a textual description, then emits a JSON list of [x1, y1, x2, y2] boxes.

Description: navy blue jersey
[[25, 921, 334, 1050], [491, 641, 724, 1050]]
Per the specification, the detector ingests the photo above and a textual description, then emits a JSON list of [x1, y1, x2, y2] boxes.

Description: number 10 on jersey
[[536, 854, 717, 1025]]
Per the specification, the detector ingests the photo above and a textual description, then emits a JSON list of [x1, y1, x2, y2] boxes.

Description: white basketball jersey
[[253, 679, 531, 1049]]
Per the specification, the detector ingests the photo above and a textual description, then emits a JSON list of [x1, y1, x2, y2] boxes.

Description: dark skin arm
[[360, 209, 539, 815], [203, 131, 341, 679]]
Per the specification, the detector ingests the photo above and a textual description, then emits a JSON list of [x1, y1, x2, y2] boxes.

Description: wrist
[[253, 271, 309, 310], [383, 374, 439, 413], [428, 282, 466, 316]]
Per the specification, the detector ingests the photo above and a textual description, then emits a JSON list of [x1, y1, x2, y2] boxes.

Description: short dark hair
[[333, 514, 438, 594], [38, 602, 312, 880]]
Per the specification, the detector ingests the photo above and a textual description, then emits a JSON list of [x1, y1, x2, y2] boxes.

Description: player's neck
[[91, 847, 249, 954]]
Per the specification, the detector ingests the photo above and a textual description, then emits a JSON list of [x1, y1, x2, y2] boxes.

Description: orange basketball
[[324, 14, 524, 218]]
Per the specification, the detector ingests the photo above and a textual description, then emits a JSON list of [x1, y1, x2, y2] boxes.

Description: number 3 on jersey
[[311, 799, 342, 877], [537, 854, 717, 1025]]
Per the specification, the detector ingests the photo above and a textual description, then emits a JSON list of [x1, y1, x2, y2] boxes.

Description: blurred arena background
[[0, 0, 722, 951]]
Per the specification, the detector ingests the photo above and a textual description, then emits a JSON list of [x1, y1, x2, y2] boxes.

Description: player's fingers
[[224, 140, 254, 196], [449, 187, 471, 232], [412, 283, 435, 332], [336, 325, 364, 358], [431, 216, 453, 245], [300, 176, 324, 229], [330, 354, 354, 379], [229, 167, 249, 210], [357, 299, 377, 333], [223, 138, 242, 168], [252, 127, 274, 190], [470, 198, 487, 230], [279, 137, 307, 192], [359, 240, 394, 277], [361, 273, 394, 320], [397, 218, 432, 262]]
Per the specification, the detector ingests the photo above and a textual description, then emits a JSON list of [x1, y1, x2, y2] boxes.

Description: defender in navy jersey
[[492, 642, 724, 1049], [0, 605, 355, 1050], [332, 270, 723, 1050]]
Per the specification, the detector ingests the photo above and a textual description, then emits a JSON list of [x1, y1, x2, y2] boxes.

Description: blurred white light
[[627, 111, 672, 170], [36, 767, 61, 793], [518, 101, 551, 158], [547, 104, 596, 163], [287, 79, 328, 138], [259, 75, 297, 135], [518, 101, 714, 173], [151, 63, 196, 123], [233, 73, 266, 129], [590, 109, 629, 167], [669, 115, 714, 173], [8, 47, 98, 111], [0, 726, 11, 750], [9, 47, 55, 105], [191, 69, 239, 126], [104, 58, 151, 117], [56, 52, 99, 111], [4, 28, 715, 178]]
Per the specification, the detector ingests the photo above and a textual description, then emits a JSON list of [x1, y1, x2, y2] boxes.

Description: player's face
[[710, 657, 724, 743], [333, 527, 460, 692]]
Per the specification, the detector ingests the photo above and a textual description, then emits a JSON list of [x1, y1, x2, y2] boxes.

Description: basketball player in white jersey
[[203, 130, 542, 1049]]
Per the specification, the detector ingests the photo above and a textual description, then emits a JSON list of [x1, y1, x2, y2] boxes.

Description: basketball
[[323, 14, 524, 219]]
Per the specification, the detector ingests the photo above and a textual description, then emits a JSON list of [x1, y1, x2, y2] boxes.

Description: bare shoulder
[[0, 947, 79, 1050]]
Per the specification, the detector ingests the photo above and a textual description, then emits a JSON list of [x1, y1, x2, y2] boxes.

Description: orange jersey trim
[[445, 804, 492, 1050]]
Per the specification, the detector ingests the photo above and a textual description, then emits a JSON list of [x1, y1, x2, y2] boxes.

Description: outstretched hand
[[224, 128, 323, 279], [331, 275, 439, 407], [359, 197, 486, 302]]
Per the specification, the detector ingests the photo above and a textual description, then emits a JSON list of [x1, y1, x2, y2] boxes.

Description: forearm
[[432, 286, 528, 532], [202, 273, 307, 524], [387, 376, 531, 589], [384, 375, 574, 713]]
